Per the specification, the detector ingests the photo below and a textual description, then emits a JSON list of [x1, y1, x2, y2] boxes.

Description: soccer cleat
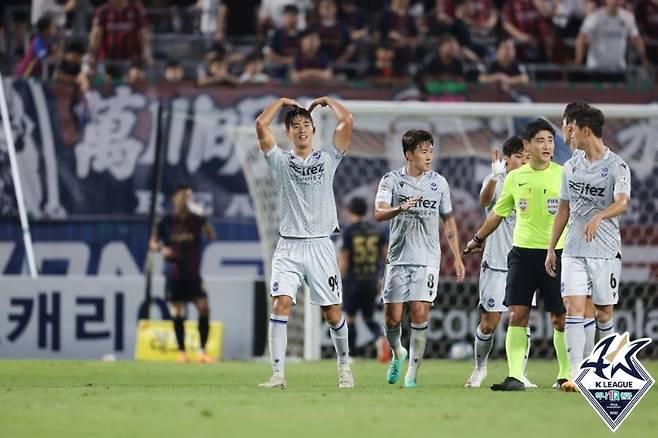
[[560, 380, 578, 392], [386, 348, 407, 384], [175, 351, 189, 364], [555, 378, 568, 390], [338, 367, 355, 388], [465, 367, 487, 388], [490, 376, 526, 391], [197, 351, 216, 364], [521, 374, 538, 389], [259, 375, 287, 389], [404, 376, 417, 388]]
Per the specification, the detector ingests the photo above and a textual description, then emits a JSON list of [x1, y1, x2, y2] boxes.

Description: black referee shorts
[[504, 247, 566, 316], [165, 278, 207, 302]]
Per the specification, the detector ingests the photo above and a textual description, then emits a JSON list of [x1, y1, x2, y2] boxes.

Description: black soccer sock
[[347, 322, 356, 353], [198, 315, 209, 350], [365, 320, 382, 338], [173, 317, 186, 351]]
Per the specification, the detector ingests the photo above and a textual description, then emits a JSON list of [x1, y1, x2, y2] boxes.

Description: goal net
[[236, 101, 658, 360]]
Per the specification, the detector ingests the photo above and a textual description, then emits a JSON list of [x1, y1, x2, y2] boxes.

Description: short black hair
[[283, 4, 300, 14], [563, 101, 590, 124], [523, 118, 555, 141], [105, 62, 124, 80], [65, 40, 86, 55], [347, 197, 368, 217], [502, 136, 524, 157], [36, 14, 53, 33], [298, 27, 319, 40], [402, 129, 433, 155], [166, 58, 180, 68], [572, 106, 605, 138], [173, 183, 192, 195], [284, 106, 314, 130]]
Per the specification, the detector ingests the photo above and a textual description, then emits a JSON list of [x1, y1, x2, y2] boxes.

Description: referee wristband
[[473, 235, 485, 245]]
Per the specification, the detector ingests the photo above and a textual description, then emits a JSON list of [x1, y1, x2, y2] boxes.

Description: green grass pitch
[[1, 359, 656, 437]]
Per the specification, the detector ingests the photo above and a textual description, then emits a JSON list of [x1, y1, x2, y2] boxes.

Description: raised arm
[[255, 97, 300, 152], [308, 96, 354, 153], [441, 214, 465, 282]]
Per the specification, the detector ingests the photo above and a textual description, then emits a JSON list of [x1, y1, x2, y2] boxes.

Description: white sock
[[269, 314, 288, 377], [384, 323, 404, 359], [584, 318, 596, 357], [406, 321, 428, 380], [565, 316, 586, 380], [329, 316, 350, 369], [522, 326, 531, 377], [596, 318, 615, 339], [474, 326, 493, 369]]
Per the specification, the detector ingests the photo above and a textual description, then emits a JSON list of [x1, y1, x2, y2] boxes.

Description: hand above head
[[491, 149, 506, 179], [308, 96, 330, 112]]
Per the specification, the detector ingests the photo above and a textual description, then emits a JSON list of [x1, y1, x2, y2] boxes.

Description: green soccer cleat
[[404, 376, 417, 388], [386, 347, 407, 384]]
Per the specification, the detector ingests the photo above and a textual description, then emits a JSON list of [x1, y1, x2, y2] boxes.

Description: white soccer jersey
[[481, 172, 515, 271], [264, 144, 344, 238], [560, 148, 631, 258], [375, 167, 453, 267]]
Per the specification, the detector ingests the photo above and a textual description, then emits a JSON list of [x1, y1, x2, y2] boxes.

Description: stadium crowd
[[2, 0, 657, 88]]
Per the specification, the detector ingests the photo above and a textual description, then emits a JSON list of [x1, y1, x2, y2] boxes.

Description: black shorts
[[165, 278, 207, 302], [505, 247, 566, 315], [342, 280, 379, 319]]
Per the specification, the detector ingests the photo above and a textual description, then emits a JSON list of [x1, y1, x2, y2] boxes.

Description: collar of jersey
[[401, 166, 427, 181], [290, 148, 320, 162]]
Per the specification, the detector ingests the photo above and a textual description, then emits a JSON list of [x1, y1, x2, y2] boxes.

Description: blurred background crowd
[[2, 0, 657, 91]]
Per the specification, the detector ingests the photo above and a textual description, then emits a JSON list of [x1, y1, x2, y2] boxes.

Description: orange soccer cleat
[[175, 351, 190, 364]]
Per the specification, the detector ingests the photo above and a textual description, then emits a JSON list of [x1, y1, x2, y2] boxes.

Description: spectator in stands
[[259, 0, 311, 32], [478, 39, 529, 91], [15, 14, 56, 79], [264, 4, 300, 79], [316, 0, 355, 68], [239, 51, 270, 83], [290, 28, 332, 83], [419, 34, 465, 83], [634, 0, 658, 64], [366, 40, 408, 85], [198, 52, 239, 86], [376, 0, 419, 70], [502, 0, 555, 62], [126, 58, 147, 83], [552, 0, 591, 38], [53, 40, 85, 83], [454, 0, 498, 59], [426, 0, 472, 53], [32, 0, 77, 29], [214, 0, 259, 41], [340, 0, 369, 42], [164, 59, 185, 82], [575, 0, 650, 71], [87, 0, 150, 68]]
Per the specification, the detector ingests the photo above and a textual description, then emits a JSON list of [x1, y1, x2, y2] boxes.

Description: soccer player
[[149, 184, 217, 363], [339, 197, 388, 355], [464, 119, 570, 391], [375, 129, 465, 388], [562, 101, 598, 357], [255, 96, 355, 389], [465, 136, 537, 389], [545, 106, 631, 391]]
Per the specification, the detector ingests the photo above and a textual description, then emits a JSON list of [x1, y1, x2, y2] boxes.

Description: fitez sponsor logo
[[568, 180, 605, 197], [576, 332, 654, 432], [289, 161, 324, 176], [397, 194, 437, 209]]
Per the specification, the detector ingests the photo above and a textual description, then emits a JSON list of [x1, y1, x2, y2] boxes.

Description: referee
[[464, 118, 570, 391]]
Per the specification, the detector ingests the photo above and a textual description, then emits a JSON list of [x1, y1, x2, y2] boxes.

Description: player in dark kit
[[339, 197, 388, 355], [149, 184, 217, 363]]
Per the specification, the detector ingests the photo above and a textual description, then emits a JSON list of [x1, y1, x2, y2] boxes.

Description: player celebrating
[[255, 96, 354, 389], [464, 119, 570, 391], [375, 129, 465, 388], [150, 184, 217, 363], [465, 136, 537, 388], [339, 197, 388, 355], [546, 106, 631, 391]]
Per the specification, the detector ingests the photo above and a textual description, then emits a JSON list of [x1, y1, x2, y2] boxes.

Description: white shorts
[[270, 237, 342, 306], [479, 264, 508, 312], [382, 264, 439, 304], [561, 256, 621, 305]]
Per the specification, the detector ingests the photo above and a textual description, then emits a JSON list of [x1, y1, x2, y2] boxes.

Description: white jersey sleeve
[[375, 172, 395, 205], [438, 175, 453, 215], [322, 144, 345, 175], [560, 161, 571, 201], [613, 160, 631, 196], [263, 144, 285, 174]]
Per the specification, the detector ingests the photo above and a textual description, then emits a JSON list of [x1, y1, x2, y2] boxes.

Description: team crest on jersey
[[601, 167, 609, 177], [487, 297, 495, 308], [546, 198, 559, 215], [430, 182, 438, 191], [576, 333, 654, 432], [272, 282, 279, 292], [312, 151, 321, 160], [518, 198, 528, 212]]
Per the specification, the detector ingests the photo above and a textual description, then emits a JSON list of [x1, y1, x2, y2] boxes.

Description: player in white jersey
[[374, 129, 465, 388], [465, 136, 537, 388], [255, 96, 355, 389], [546, 106, 631, 391]]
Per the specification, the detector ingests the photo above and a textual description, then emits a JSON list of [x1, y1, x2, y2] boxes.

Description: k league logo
[[576, 332, 654, 432]]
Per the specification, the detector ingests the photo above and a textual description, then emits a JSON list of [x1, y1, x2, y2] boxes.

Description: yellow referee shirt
[[493, 162, 566, 250]]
